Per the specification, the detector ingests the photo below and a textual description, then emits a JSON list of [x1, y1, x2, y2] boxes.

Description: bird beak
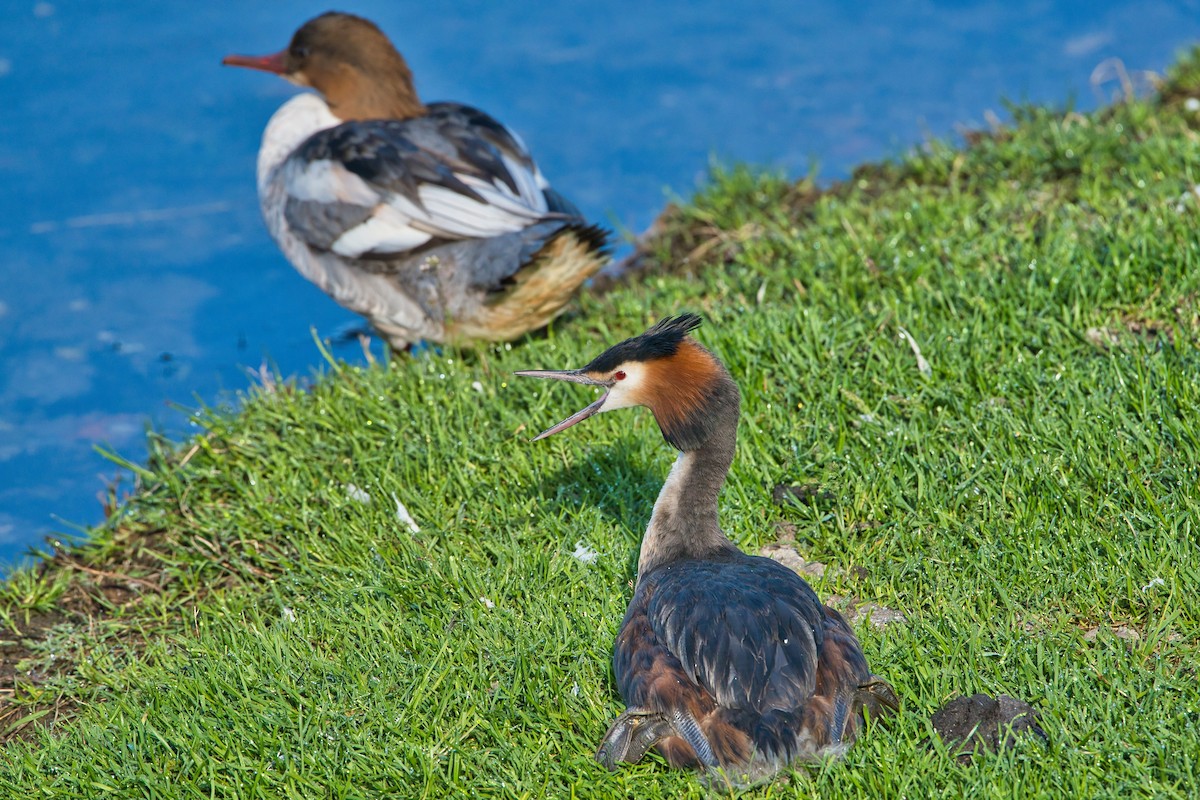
[[221, 49, 289, 75], [514, 369, 610, 441]]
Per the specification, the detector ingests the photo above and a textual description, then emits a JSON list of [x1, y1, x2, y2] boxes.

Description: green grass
[[3, 49, 1200, 799]]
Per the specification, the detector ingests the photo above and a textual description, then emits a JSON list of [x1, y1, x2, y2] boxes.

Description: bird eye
[[614, 370, 626, 381], [292, 46, 311, 59]]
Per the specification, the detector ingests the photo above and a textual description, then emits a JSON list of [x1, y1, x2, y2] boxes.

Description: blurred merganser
[[223, 12, 609, 348], [518, 314, 898, 787]]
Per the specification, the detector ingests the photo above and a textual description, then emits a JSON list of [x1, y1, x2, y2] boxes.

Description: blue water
[[2, 1, 1198, 567]]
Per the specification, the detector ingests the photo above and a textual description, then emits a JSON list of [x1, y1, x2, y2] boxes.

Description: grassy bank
[[3, 50, 1200, 798]]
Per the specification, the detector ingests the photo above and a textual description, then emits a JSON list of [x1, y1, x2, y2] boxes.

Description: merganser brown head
[[222, 11, 426, 121], [517, 314, 740, 451]]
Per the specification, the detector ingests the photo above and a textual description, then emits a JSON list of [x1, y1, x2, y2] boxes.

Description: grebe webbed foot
[[595, 708, 672, 770], [855, 677, 901, 721]]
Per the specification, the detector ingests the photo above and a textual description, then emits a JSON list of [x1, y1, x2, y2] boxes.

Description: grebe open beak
[[515, 369, 612, 441]]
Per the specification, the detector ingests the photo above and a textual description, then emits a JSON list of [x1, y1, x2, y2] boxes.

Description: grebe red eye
[[614, 370, 626, 381]]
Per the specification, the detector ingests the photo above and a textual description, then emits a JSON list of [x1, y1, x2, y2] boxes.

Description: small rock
[[1085, 327, 1118, 348], [931, 693, 1045, 763], [1084, 625, 1140, 642], [773, 520, 798, 542], [839, 598, 907, 630], [760, 543, 827, 579]]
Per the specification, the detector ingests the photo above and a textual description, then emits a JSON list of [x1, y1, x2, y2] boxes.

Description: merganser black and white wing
[[279, 103, 571, 259]]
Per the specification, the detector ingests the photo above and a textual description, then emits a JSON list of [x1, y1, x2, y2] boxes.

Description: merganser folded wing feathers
[[224, 12, 608, 347], [281, 105, 556, 258]]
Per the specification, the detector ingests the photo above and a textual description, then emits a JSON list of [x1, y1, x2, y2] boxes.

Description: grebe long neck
[[636, 378, 741, 580]]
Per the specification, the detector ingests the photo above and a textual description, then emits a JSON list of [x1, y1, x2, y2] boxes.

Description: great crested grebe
[[518, 314, 897, 786]]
